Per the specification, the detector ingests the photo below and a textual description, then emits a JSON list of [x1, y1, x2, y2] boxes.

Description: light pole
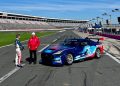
[[112, 9, 120, 12], [89, 18, 96, 33], [112, 9, 120, 34], [96, 17, 100, 24], [102, 13, 112, 24], [97, 17, 104, 33], [112, 8, 120, 24], [96, 17, 104, 25], [100, 17, 104, 25], [89, 18, 96, 26], [91, 18, 99, 34], [102, 13, 112, 34]]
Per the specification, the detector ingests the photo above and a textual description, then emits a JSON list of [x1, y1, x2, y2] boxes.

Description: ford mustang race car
[[40, 37, 104, 65]]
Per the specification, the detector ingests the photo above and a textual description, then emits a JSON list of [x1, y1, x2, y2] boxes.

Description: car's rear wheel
[[95, 49, 101, 58], [66, 54, 73, 65]]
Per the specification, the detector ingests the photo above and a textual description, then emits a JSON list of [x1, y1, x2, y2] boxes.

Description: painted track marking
[[0, 35, 60, 83], [0, 44, 50, 84], [105, 52, 120, 64], [0, 64, 25, 83], [38, 44, 50, 52]]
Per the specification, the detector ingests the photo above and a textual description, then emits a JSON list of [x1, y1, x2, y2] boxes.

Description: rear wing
[[85, 37, 105, 42]]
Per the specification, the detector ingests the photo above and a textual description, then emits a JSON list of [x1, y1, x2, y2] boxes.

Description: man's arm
[[37, 38, 40, 48]]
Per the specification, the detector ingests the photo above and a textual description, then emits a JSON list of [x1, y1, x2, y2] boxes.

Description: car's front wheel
[[95, 49, 101, 59], [66, 54, 73, 65]]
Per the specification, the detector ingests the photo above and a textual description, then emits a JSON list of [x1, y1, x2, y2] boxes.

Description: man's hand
[[28, 46, 30, 49], [35, 46, 38, 50]]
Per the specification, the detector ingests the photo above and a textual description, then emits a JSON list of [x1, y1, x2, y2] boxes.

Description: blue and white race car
[[40, 37, 104, 65]]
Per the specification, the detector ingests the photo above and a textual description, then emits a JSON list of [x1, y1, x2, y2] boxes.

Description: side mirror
[[99, 37, 105, 41], [98, 37, 105, 42]]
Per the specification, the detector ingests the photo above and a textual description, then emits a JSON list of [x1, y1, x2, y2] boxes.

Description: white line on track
[[58, 30, 66, 33], [52, 39, 57, 43], [0, 44, 13, 49], [0, 64, 25, 83], [38, 44, 50, 52], [0, 44, 50, 84], [38, 37, 59, 53], [105, 52, 120, 64]]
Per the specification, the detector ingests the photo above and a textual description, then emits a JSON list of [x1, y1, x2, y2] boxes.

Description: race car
[[40, 37, 104, 65]]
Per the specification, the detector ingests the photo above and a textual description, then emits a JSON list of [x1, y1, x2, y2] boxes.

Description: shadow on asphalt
[[38, 57, 102, 67]]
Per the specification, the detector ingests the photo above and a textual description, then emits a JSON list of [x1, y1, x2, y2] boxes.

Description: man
[[15, 34, 24, 67], [28, 32, 40, 64]]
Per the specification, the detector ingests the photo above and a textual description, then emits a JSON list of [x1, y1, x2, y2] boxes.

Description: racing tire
[[95, 49, 101, 59], [66, 54, 73, 65]]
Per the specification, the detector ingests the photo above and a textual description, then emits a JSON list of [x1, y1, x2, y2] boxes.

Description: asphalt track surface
[[0, 30, 120, 86]]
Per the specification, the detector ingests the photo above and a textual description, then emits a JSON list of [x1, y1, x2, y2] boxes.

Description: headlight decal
[[54, 57, 62, 63], [54, 57, 61, 61]]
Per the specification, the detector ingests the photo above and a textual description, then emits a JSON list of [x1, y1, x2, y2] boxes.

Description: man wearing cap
[[28, 32, 40, 64]]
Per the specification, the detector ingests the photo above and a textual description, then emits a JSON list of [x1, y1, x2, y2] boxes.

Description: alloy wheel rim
[[96, 50, 100, 57], [67, 54, 73, 64]]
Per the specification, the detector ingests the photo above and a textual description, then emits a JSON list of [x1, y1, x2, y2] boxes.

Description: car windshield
[[62, 39, 79, 46], [62, 39, 88, 47]]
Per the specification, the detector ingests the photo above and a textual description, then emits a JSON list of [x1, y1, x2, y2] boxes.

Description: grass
[[0, 31, 56, 47]]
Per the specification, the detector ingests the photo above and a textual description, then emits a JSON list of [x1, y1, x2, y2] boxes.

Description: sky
[[0, 0, 120, 24]]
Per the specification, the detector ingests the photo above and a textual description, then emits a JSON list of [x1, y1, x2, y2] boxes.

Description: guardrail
[[89, 32, 120, 40]]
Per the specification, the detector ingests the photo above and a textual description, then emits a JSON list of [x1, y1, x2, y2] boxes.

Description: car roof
[[65, 38, 87, 42]]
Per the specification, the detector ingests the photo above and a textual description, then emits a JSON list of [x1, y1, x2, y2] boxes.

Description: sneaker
[[17, 64, 23, 68]]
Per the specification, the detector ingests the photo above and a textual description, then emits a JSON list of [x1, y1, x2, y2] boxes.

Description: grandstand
[[0, 12, 89, 31]]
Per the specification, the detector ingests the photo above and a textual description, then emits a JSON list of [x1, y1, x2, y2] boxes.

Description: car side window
[[79, 42, 88, 46]]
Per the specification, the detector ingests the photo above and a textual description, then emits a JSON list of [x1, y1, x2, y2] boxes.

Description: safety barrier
[[89, 32, 120, 40]]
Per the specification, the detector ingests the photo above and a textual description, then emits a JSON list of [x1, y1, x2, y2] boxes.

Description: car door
[[74, 42, 89, 60], [89, 41, 97, 55]]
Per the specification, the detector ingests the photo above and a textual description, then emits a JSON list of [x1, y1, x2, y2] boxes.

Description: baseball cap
[[32, 32, 35, 35]]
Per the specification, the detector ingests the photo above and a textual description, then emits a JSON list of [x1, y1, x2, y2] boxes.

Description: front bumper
[[41, 53, 63, 65]]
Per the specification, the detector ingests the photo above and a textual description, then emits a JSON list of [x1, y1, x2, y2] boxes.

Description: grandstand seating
[[0, 12, 88, 31], [0, 18, 57, 30], [48, 22, 80, 27]]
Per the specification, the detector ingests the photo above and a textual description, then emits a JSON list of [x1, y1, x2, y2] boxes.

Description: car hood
[[43, 44, 72, 54]]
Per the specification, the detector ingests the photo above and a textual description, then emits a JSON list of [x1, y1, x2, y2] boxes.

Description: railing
[[89, 32, 120, 40]]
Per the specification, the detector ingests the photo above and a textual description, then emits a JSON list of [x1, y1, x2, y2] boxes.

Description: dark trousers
[[29, 50, 37, 64]]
